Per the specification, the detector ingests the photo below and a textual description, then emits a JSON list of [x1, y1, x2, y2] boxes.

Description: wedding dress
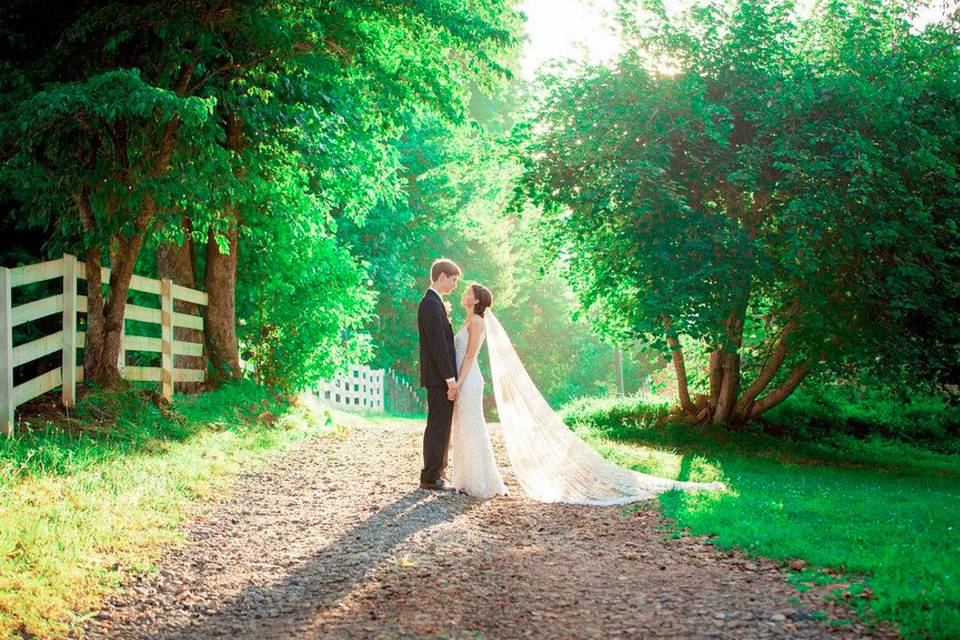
[[448, 324, 508, 498], [484, 311, 725, 505]]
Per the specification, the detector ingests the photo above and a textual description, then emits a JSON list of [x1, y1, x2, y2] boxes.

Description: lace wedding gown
[[448, 324, 508, 498]]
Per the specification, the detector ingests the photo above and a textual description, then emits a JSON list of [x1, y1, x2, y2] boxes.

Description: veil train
[[484, 311, 725, 505]]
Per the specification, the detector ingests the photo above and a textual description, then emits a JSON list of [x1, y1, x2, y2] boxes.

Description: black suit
[[418, 288, 457, 484]]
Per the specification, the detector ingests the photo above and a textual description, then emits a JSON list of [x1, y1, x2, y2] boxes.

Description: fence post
[[62, 254, 77, 407], [160, 278, 173, 401], [0, 266, 12, 436]]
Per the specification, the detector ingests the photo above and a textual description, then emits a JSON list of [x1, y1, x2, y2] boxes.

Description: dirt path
[[78, 417, 895, 640]]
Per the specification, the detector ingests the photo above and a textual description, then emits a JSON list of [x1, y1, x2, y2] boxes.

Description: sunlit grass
[[0, 381, 340, 639], [573, 424, 724, 481], [566, 394, 960, 640]]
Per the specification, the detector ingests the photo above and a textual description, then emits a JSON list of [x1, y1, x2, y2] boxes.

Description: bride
[[448, 283, 508, 498], [447, 282, 724, 503]]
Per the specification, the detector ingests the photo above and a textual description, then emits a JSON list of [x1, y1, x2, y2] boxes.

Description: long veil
[[484, 311, 725, 505]]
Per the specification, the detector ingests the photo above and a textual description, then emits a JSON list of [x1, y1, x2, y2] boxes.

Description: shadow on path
[[168, 489, 477, 638]]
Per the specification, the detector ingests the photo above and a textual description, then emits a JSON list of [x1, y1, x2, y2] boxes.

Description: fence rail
[[1, 254, 208, 436], [315, 365, 420, 414]]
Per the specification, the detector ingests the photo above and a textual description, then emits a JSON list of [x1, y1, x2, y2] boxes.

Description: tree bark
[[748, 360, 811, 418], [158, 216, 205, 392], [712, 351, 741, 424], [202, 110, 245, 387], [203, 212, 241, 386], [734, 327, 791, 419], [82, 246, 106, 378], [707, 350, 723, 414], [92, 233, 147, 386], [711, 282, 751, 424], [72, 190, 107, 381], [664, 318, 696, 415]]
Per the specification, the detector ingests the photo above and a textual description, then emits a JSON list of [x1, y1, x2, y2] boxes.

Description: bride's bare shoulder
[[469, 315, 486, 332]]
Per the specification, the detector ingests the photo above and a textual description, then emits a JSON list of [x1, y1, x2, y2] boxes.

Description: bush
[[764, 386, 960, 453], [563, 386, 960, 454], [562, 393, 671, 435]]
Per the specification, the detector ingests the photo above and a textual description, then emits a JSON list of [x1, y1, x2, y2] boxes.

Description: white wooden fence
[[315, 365, 421, 414], [316, 365, 384, 411], [1, 254, 208, 436]]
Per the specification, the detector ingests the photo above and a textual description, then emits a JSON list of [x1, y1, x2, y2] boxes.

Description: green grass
[[565, 394, 960, 640], [0, 381, 340, 640]]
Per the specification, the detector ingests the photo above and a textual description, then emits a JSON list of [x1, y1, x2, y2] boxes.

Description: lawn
[[565, 394, 960, 640], [0, 381, 338, 640]]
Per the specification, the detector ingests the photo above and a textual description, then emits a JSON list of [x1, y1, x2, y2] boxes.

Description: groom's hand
[[446, 379, 459, 401]]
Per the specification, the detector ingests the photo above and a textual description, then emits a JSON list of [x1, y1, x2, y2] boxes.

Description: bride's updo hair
[[471, 283, 493, 317]]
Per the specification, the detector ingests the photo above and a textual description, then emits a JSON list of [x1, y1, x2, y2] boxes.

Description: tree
[[342, 97, 627, 405], [516, 0, 960, 424], [1, 0, 522, 390], [158, 0, 521, 385], [1, 66, 221, 385]]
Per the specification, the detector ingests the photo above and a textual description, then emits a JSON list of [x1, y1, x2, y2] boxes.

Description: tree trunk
[[711, 284, 751, 424], [89, 233, 146, 386], [707, 350, 723, 415], [734, 328, 791, 419], [82, 246, 106, 378], [664, 318, 696, 415], [203, 213, 241, 386], [158, 216, 205, 392], [614, 348, 625, 396], [712, 351, 741, 424], [202, 111, 245, 387]]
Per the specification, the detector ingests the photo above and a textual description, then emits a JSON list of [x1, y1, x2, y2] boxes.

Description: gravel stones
[[76, 420, 896, 640]]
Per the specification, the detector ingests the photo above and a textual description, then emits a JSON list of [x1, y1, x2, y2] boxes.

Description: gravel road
[[77, 416, 895, 640]]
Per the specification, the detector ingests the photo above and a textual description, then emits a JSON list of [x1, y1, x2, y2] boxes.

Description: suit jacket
[[418, 289, 457, 388]]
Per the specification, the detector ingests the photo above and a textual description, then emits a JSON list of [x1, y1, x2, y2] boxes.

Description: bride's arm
[[457, 316, 485, 381]]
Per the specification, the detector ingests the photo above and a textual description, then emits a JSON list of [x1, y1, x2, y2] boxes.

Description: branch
[[735, 325, 792, 416], [187, 50, 276, 94], [71, 188, 96, 233], [708, 349, 723, 411], [174, 55, 199, 97], [747, 359, 811, 418], [134, 58, 195, 233]]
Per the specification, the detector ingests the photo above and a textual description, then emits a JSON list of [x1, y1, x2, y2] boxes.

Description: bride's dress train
[[484, 312, 725, 505], [449, 324, 507, 498], [447, 311, 724, 503]]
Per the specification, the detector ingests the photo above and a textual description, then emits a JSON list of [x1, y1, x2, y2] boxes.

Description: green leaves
[[1, 0, 524, 389], [517, 0, 960, 406]]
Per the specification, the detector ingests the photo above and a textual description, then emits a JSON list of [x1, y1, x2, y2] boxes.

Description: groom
[[418, 258, 461, 491]]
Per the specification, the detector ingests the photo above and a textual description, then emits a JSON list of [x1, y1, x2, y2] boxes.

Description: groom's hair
[[430, 258, 461, 282]]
